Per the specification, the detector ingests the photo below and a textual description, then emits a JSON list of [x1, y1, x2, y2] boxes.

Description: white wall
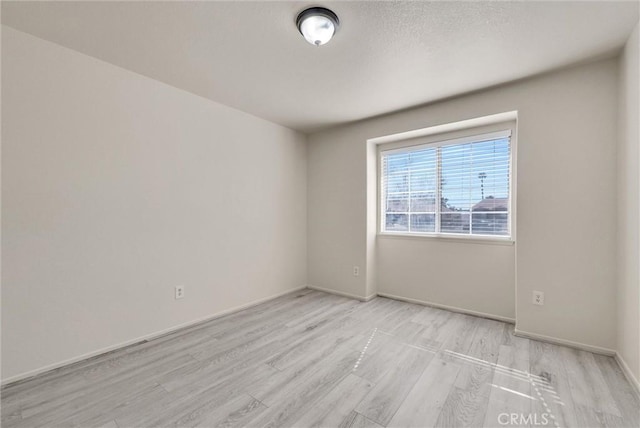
[[308, 58, 619, 350], [617, 22, 640, 384], [307, 125, 368, 300], [1, 27, 307, 382], [377, 238, 515, 320]]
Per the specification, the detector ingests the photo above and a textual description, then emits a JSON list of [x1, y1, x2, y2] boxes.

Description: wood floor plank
[[386, 319, 429, 345], [433, 312, 478, 358], [354, 345, 434, 426], [266, 307, 366, 372], [193, 394, 267, 428], [351, 328, 402, 358], [97, 420, 119, 428], [340, 411, 385, 428], [598, 410, 630, 428], [573, 403, 606, 428], [482, 344, 532, 428], [163, 343, 284, 397], [117, 363, 278, 428], [389, 357, 461, 428], [16, 353, 196, 425], [60, 383, 169, 428], [352, 345, 405, 384], [169, 392, 266, 428], [529, 340, 580, 428], [268, 329, 360, 372], [160, 326, 297, 392], [242, 355, 360, 427], [560, 347, 622, 417], [0, 372, 90, 423], [376, 301, 424, 333], [290, 374, 374, 428], [283, 295, 355, 329], [80, 330, 214, 382], [0, 407, 22, 426], [435, 317, 505, 427], [593, 354, 640, 427], [186, 289, 322, 339], [247, 339, 360, 408]]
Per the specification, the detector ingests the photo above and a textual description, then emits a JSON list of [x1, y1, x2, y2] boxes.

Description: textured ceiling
[[2, 1, 638, 132]]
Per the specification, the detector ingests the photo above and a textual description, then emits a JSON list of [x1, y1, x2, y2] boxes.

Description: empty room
[[1, 1, 639, 427]]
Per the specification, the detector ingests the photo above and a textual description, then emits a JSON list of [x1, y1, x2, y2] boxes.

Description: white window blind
[[381, 130, 511, 237]]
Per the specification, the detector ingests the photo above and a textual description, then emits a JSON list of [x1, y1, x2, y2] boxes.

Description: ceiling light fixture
[[296, 7, 340, 46]]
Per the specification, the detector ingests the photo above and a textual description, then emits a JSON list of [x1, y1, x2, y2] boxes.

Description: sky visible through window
[[383, 137, 510, 236]]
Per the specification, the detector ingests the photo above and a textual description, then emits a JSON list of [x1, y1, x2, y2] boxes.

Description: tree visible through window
[[381, 131, 511, 237]]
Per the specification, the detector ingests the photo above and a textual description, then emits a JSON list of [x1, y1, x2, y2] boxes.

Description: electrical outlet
[[175, 285, 185, 300], [532, 290, 544, 306], [353, 266, 360, 277]]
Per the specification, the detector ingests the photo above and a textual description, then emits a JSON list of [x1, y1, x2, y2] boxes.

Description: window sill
[[377, 232, 515, 246]]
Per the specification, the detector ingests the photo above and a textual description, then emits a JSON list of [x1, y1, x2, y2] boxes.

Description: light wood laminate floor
[[2, 290, 639, 428]]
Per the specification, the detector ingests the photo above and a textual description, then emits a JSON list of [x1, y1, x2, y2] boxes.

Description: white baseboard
[[513, 328, 616, 356], [615, 352, 640, 397], [1, 285, 308, 386], [376, 291, 515, 324], [307, 285, 376, 302]]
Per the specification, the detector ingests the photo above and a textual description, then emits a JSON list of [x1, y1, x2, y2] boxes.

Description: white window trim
[[380, 129, 511, 155], [377, 120, 517, 243], [377, 231, 515, 246]]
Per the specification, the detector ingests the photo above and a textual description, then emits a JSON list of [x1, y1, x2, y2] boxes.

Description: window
[[380, 130, 512, 239]]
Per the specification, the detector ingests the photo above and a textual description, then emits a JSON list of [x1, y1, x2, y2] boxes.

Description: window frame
[[377, 122, 516, 243]]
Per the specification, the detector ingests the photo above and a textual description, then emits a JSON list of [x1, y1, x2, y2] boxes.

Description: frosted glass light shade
[[296, 7, 339, 46]]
